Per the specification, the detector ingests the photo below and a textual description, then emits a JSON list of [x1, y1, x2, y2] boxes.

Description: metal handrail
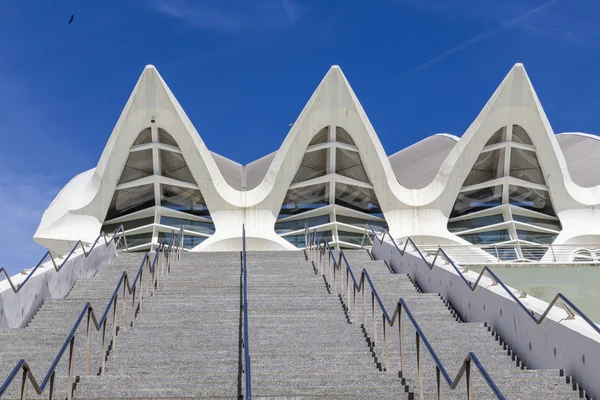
[[363, 224, 600, 336], [0, 227, 184, 400], [0, 225, 128, 293], [305, 224, 504, 400], [241, 225, 252, 399]]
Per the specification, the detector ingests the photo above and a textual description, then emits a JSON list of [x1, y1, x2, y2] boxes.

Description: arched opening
[[103, 127, 214, 251], [447, 125, 561, 261], [278, 125, 386, 249]]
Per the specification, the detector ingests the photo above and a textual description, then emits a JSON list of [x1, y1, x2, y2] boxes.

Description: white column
[[151, 125, 160, 251]]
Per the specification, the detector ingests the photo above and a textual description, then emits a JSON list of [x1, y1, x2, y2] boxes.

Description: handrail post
[[362, 280, 366, 327], [399, 303, 405, 375], [112, 296, 118, 350], [136, 268, 144, 313], [383, 313, 389, 371], [466, 359, 474, 400], [86, 310, 92, 375], [48, 371, 55, 400], [131, 286, 137, 328], [337, 253, 343, 294], [100, 320, 107, 375], [21, 368, 27, 400], [139, 269, 143, 314], [416, 332, 423, 400], [371, 291, 377, 347], [150, 258, 156, 296], [160, 246, 164, 277], [146, 262, 150, 297], [346, 269, 351, 315], [320, 243, 324, 273], [436, 365, 443, 400], [121, 284, 127, 327], [329, 254, 333, 290], [67, 337, 75, 400], [353, 285, 357, 323], [550, 244, 557, 262]]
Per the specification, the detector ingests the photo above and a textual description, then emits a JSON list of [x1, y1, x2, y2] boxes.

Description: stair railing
[[0, 225, 127, 293], [0, 227, 184, 400], [241, 225, 252, 400], [362, 224, 600, 338], [306, 228, 505, 400]]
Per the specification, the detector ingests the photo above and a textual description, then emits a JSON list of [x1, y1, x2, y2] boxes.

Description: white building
[[34, 64, 600, 261]]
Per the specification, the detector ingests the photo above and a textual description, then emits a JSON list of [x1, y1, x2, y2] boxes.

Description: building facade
[[34, 64, 600, 260]]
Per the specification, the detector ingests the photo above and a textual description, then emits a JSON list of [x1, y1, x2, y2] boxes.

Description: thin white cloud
[[152, 0, 308, 33], [397, 0, 562, 76], [153, 0, 243, 32], [281, 0, 306, 24], [0, 168, 62, 276]]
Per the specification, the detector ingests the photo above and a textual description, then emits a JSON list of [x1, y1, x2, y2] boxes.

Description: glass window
[[161, 184, 209, 217], [279, 183, 329, 217], [160, 216, 215, 235], [103, 217, 155, 233], [275, 215, 329, 234], [292, 149, 328, 183], [336, 215, 387, 231], [508, 186, 556, 217], [516, 230, 557, 244], [125, 233, 152, 248], [336, 148, 369, 182], [520, 246, 547, 262], [509, 148, 545, 185], [489, 247, 518, 261], [335, 183, 382, 216], [485, 127, 506, 146], [459, 229, 511, 245], [106, 184, 155, 220], [309, 127, 329, 146], [447, 214, 504, 233], [573, 250, 594, 262], [462, 149, 505, 187], [336, 127, 355, 145], [158, 232, 206, 249], [133, 128, 152, 145], [512, 215, 562, 231], [182, 235, 205, 249], [118, 150, 153, 184], [160, 150, 195, 183], [158, 128, 178, 147], [337, 231, 364, 245], [283, 231, 333, 248], [450, 185, 503, 218], [512, 125, 533, 145]]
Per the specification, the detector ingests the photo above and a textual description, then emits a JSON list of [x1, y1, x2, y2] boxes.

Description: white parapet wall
[[371, 239, 600, 399], [0, 242, 118, 328]]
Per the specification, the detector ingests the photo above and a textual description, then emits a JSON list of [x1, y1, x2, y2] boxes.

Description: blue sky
[[0, 0, 598, 275]]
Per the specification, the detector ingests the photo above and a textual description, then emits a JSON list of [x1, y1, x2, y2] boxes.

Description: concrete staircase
[[247, 251, 406, 399], [0, 248, 587, 399], [74, 251, 241, 399], [0, 252, 144, 399], [338, 250, 583, 399]]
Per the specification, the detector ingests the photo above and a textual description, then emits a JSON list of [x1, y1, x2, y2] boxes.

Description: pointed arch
[[447, 123, 562, 260], [102, 126, 214, 251], [277, 122, 386, 249]]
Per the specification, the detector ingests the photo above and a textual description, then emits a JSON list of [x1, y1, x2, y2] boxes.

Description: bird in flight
[[68, 15, 74, 24]]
